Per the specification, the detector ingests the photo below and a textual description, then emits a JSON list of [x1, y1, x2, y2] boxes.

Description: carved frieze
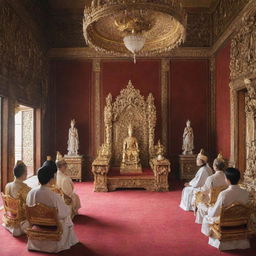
[[230, 14, 256, 80], [244, 78, 256, 117], [0, 0, 48, 105], [212, 0, 249, 43], [183, 11, 211, 47]]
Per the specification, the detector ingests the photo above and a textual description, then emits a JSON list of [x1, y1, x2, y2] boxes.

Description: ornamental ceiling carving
[[0, 0, 251, 56], [47, 0, 250, 49]]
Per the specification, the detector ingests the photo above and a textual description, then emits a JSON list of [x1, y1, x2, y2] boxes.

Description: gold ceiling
[[48, 0, 218, 9], [83, 1, 187, 57]]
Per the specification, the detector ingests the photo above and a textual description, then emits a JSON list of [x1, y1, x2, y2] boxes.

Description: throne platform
[[92, 81, 171, 192]]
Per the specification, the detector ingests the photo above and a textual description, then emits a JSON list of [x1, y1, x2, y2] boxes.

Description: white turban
[[197, 149, 208, 162]]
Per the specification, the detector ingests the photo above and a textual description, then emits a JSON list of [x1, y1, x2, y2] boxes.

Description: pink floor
[[0, 182, 255, 256]]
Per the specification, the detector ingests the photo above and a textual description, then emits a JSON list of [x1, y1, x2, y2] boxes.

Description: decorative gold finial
[[155, 140, 165, 160]]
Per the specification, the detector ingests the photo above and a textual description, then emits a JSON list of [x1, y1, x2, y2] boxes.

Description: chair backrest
[[208, 186, 228, 206], [220, 203, 250, 228], [1, 192, 23, 220], [25, 203, 59, 227], [50, 185, 63, 196], [50, 186, 72, 205]]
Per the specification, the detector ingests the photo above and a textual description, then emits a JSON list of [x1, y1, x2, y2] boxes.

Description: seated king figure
[[120, 124, 142, 173]]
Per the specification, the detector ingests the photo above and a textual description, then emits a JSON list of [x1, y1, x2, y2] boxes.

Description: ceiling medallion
[[83, 0, 187, 63]]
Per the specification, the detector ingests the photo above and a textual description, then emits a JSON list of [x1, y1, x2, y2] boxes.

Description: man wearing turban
[[180, 149, 213, 211], [195, 153, 227, 224]]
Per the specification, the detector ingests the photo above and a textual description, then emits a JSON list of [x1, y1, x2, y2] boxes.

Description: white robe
[[3, 179, 31, 236], [195, 171, 227, 224], [56, 170, 81, 217], [201, 185, 250, 250], [26, 185, 79, 253], [180, 164, 213, 211]]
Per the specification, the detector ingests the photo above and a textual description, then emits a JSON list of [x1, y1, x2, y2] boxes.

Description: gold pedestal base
[[120, 163, 142, 174]]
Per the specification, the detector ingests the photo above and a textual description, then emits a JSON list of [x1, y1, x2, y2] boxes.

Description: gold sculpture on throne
[[120, 124, 142, 173]]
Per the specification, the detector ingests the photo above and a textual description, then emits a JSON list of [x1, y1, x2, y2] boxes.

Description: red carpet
[[0, 182, 255, 256]]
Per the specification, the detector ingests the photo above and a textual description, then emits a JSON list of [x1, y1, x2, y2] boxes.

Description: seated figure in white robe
[[42, 157, 64, 194], [3, 161, 31, 236], [201, 168, 250, 250], [195, 154, 227, 224], [26, 165, 79, 253], [180, 149, 212, 211], [56, 159, 81, 218]]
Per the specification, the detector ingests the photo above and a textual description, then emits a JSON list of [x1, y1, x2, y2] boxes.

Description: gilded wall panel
[[230, 13, 256, 80], [183, 12, 211, 47], [0, 0, 48, 105], [0, 0, 49, 187], [212, 0, 249, 43]]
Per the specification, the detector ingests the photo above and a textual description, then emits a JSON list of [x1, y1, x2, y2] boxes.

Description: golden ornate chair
[[195, 186, 228, 207], [50, 186, 72, 206], [1, 192, 26, 229], [92, 81, 171, 192], [25, 203, 63, 241], [210, 203, 252, 241]]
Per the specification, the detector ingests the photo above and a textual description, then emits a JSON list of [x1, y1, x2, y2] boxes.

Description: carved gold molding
[[229, 87, 238, 167], [210, 0, 256, 56], [92, 59, 101, 154], [48, 47, 211, 59], [229, 0, 256, 167]]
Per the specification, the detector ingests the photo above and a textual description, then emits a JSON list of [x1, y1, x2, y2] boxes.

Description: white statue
[[182, 120, 194, 155], [67, 119, 79, 156]]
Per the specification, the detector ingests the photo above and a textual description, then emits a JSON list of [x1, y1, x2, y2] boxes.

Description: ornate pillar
[[161, 59, 169, 149], [229, 86, 238, 167], [147, 93, 156, 158], [243, 78, 256, 182], [209, 56, 216, 156], [92, 59, 101, 155], [104, 94, 113, 154]]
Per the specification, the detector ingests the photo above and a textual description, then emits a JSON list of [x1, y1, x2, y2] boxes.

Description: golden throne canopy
[[103, 80, 157, 167]]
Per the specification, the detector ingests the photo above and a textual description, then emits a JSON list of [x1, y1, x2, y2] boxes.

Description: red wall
[[50, 58, 211, 179], [101, 60, 162, 140], [51, 60, 92, 157], [215, 42, 231, 159], [169, 59, 210, 154], [169, 59, 210, 173]]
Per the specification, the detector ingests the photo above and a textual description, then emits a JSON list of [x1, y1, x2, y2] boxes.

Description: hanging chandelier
[[83, 0, 187, 63]]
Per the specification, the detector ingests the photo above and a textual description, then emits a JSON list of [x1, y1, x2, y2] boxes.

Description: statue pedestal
[[64, 155, 84, 182], [150, 158, 171, 191], [179, 154, 197, 180], [92, 158, 110, 192], [120, 163, 142, 174]]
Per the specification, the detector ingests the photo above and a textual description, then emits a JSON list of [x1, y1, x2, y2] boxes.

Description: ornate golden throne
[[92, 81, 170, 192]]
